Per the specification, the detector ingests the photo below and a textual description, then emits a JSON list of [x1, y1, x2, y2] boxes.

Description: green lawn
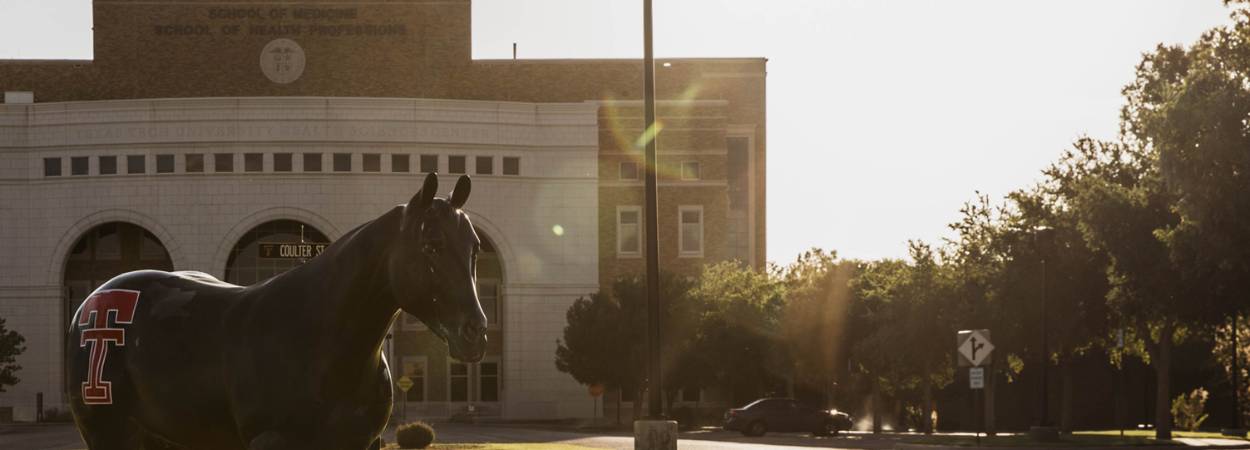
[[905, 434, 1165, 447]]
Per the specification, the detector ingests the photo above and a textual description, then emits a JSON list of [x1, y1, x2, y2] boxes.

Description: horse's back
[[67, 269, 246, 449]]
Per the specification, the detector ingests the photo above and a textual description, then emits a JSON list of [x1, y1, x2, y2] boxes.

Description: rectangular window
[[448, 155, 466, 174], [449, 363, 469, 402], [479, 362, 500, 402], [619, 162, 639, 180], [392, 154, 410, 173], [127, 155, 145, 174], [156, 154, 174, 173], [333, 153, 352, 172], [185, 154, 204, 173], [402, 357, 427, 402], [420, 154, 438, 173], [214, 153, 234, 172], [502, 157, 520, 175], [479, 281, 499, 324], [681, 161, 701, 180], [727, 137, 750, 211], [679, 206, 704, 257], [363, 153, 381, 172], [273, 153, 292, 172], [71, 157, 88, 176], [44, 158, 61, 177], [303, 153, 322, 172], [475, 156, 493, 175], [244, 153, 263, 172], [99, 156, 117, 175], [617, 206, 641, 257]]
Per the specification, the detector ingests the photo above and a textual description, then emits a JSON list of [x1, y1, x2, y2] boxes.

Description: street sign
[[589, 383, 605, 398], [969, 367, 985, 389], [957, 329, 994, 367], [258, 242, 328, 259], [397, 376, 414, 392]]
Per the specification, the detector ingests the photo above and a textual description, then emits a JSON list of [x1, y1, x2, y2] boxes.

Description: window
[[617, 206, 641, 257], [448, 155, 466, 174], [681, 161, 701, 180], [727, 137, 750, 210], [619, 162, 639, 180], [333, 153, 352, 172], [185, 154, 204, 173], [450, 363, 469, 402], [479, 361, 500, 402], [402, 357, 427, 402], [156, 154, 174, 173], [363, 153, 381, 172], [273, 153, 292, 172], [303, 153, 322, 172], [679, 206, 703, 257], [44, 158, 61, 177], [99, 156, 117, 175], [502, 157, 520, 175], [479, 281, 499, 324], [244, 153, 263, 172], [127, 155, 145, 174], [392, 154, 410, 173], [475, 156, 493, 175], [420, 154, 438, 173], [71, 157, 88, 176], [214, 153, 234, 172]]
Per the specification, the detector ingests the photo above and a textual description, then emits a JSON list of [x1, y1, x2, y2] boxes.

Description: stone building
[[0, 0, 765, 422]]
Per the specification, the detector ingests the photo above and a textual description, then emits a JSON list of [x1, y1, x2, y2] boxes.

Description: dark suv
[[723, 398, 852, 437]]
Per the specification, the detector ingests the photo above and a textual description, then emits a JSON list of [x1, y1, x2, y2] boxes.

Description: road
[[1, 422, 899, 449]]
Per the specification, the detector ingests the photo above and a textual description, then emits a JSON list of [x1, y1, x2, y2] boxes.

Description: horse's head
[[392, 173, 487, 363]]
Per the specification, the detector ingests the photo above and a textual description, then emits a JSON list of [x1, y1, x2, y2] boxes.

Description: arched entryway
[[224, 219, 331, 286], [62, 222, 174, 320], [394, 229, 505, 417]]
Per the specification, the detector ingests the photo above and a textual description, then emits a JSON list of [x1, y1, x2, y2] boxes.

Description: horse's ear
[[449, 175, 471, 209], [404, 173, 439, 229]]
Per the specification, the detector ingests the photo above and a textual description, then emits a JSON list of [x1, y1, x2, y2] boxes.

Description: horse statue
[[65, 173, 488, 450]]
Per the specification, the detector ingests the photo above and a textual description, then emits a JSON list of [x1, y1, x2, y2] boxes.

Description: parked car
[[722, 398, 852, 437]]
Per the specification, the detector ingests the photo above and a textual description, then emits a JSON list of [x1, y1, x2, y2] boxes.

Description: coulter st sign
[[258, 242, 328, 259]]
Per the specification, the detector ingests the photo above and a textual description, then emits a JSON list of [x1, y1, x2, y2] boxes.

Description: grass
[[1080, 429, 1250, 440], [904, 434, 1167, 447], [384, 444, 600, 450]]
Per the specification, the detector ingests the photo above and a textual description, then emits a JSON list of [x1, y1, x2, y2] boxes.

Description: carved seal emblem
[[260, 38, 305, 84]]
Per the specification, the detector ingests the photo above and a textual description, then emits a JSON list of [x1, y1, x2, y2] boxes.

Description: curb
[[896, 444, 1250, 450]]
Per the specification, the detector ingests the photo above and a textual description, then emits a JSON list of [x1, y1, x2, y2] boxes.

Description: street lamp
[[1030, 226, 1058, 441]]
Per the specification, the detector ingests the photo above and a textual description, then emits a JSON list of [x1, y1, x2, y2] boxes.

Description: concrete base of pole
[[1221, 428, 1247, 438], [1029, 426, 1060, 442], [634, 420, 678, 450]]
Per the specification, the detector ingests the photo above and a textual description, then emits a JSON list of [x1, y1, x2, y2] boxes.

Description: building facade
[[0, 0, 765, 422]]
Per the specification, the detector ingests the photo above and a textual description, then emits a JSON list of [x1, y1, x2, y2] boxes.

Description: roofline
[[0, 59, 93, 65], [473, 57, 766, 65]]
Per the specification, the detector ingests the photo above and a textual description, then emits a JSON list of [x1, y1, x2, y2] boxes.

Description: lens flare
[[551, 224, 564, 236]]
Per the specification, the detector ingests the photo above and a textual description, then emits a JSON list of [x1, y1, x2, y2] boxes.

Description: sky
[[0, 1, 1236, 264]]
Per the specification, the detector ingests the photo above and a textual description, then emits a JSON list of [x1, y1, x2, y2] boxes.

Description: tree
[[555, 292, 633, 423], [688, 261, 787, 406], [778, 249, 855, 409], [0, 316, 25, 392]]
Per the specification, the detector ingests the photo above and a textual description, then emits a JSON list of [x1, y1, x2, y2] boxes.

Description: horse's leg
[[74, 410, 143, 450]]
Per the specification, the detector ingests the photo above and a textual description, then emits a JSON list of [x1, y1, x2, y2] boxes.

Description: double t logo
[[77, 289, 140, 405]]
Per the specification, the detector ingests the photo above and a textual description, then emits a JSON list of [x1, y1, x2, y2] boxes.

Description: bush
[[395, 421, 435, 449], [1171, 387, 1209, 432]]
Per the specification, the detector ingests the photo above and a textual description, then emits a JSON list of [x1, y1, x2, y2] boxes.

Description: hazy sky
[[0, 1, 1235, 264]]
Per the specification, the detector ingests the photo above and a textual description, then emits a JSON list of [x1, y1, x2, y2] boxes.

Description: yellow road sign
[[397, 376, 414, 392]]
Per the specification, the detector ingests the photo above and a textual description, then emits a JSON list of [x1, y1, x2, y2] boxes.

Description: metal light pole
[[1040, 249, 1048, 426], [1030, 225, 1056, 441], [642, 0, 663, 420]]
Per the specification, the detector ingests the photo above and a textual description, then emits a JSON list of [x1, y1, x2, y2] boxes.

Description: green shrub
[[395, 421, 435, 449], [1171, 387, 1209, 432]]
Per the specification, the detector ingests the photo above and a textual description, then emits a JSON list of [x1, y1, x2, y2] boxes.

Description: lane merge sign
[[957, 329, 994, 367]]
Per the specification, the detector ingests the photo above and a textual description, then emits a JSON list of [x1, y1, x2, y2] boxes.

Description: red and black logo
[[77, 289, 140, 405]]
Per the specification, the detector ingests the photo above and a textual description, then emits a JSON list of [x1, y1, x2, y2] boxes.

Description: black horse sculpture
[[66, 173, 488, 450]]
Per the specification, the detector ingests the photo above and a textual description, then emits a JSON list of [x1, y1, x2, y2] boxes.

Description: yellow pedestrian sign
[[397, 376, 414, 392]]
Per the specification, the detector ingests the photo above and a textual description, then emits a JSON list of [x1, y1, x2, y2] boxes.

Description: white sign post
[[969, 367, 985, 389]]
